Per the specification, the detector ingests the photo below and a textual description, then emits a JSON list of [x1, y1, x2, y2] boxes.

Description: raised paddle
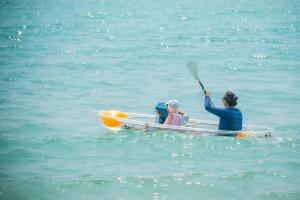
[[186, 61, 206, 94]]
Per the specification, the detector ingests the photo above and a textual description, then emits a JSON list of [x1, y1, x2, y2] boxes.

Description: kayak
[[97, 110, 272, 138]]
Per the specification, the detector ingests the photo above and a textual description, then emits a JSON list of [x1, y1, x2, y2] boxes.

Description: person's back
[[211, 107, 242, 131], [204, 91, 243, 131], [166, 112, 184, 126], [164, 100, 186, 126]]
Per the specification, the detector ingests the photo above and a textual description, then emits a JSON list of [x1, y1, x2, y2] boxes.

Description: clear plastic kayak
[[97, 111, 272, 138]]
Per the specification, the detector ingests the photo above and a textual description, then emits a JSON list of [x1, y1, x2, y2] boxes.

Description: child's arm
[[164, 105, 173, 125], [178, 111, 185, 115]]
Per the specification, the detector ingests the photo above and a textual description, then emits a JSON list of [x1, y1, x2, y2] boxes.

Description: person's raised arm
[[204, 91, 225, 117], [164, 104, 173, 125]]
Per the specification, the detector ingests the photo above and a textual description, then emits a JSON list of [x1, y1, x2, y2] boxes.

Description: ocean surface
[[0, 0, 299, 199]]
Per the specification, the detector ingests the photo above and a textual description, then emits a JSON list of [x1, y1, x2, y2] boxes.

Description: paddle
[[186, 61, 206, 94]]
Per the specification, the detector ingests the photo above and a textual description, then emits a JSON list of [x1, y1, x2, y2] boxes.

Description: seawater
[[0, 0, 299, 199]]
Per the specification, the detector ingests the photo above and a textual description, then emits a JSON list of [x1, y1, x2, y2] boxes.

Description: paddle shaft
[[198, 80, 206, 93]]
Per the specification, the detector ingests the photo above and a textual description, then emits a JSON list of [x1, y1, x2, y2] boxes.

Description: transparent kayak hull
[[97, 111, 272, 138]]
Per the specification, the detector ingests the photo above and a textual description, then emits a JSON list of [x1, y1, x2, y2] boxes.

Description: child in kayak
[[204, 91, 242, 131], [164, 100, 187, 126], [155, 100, 188, 126], [154, 102, 168, 124]]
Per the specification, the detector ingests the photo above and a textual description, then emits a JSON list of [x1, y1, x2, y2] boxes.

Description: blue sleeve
[[204, 96, 226, 117]]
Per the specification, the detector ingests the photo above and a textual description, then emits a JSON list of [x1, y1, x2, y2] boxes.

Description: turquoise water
[[0, 0, 300, 199]]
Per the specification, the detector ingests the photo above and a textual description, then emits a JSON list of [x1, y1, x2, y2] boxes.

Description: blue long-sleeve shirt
[[204, 96, 243, 131]]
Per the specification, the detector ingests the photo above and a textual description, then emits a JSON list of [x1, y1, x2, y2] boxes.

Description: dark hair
[[223, 91, 238, 107]]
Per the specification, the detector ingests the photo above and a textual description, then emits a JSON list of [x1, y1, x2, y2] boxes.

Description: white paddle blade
[[186, 61, 200, 81]]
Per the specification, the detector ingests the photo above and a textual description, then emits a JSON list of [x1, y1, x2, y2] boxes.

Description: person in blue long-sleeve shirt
[[204, 91, 242, 131]]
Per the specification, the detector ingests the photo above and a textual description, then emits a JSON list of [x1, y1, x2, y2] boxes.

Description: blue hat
[[166, 99, 179, 110], [155, 102, 168, 119]]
